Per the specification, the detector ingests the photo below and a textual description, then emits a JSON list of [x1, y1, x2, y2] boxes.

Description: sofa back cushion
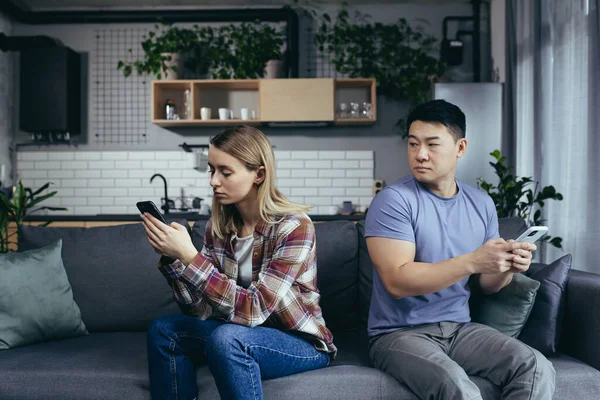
[[357, 221, 374, 326], [190, 219, 360, 333], [18, 223, 182, 332], [314, 221, 360, 332]]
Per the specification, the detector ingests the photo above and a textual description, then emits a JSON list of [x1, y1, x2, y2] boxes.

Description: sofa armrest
[[559, 269, 600, 370]]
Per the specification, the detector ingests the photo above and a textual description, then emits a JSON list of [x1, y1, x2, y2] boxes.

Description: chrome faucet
[[150, 173, 171, 214]]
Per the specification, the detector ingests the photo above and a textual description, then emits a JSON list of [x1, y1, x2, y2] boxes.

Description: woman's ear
[[254, 166, 266, 185]]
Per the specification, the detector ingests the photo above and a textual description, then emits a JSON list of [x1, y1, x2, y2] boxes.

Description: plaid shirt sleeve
[[160, 219, 315, 327]]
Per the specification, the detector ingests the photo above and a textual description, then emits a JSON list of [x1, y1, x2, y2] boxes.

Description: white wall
[[0, 11, 13, 187], [17, 150, 374, 216], [10, 2, 479, 188]]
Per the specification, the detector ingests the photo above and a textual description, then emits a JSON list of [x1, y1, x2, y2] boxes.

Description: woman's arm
[[176, 218, 314, 327]]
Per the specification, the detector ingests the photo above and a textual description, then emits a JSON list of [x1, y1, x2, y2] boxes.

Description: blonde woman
[[142, 125, 336, 400]]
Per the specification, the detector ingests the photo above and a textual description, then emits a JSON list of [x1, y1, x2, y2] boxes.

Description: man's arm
[[367, 236, 518, 299], [479, 272, 514, 295]]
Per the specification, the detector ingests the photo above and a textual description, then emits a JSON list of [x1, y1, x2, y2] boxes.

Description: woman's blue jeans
[[147, 314, 330, 400]]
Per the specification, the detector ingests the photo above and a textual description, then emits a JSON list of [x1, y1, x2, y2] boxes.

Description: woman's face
[[208, 146, 264, 205]]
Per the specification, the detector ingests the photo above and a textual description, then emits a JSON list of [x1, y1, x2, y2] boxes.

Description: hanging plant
[[117, 20, 212, 79], [207, 21, 286, 79]]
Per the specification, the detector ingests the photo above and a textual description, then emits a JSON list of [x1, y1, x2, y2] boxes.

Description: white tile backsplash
[[17, 150, 375, 215]]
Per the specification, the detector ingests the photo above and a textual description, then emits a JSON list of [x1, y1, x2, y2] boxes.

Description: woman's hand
[[141, 213, 198, 265]]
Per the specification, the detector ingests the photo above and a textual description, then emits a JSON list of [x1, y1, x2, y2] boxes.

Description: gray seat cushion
[[550, 353, 600, 399], [0, 329, 596, 399]]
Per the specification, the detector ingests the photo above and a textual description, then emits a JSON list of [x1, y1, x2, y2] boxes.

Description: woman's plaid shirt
[[158, 213, 337, 356]]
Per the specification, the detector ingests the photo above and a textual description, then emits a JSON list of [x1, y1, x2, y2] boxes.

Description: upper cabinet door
[[259, 78, 334, 122]]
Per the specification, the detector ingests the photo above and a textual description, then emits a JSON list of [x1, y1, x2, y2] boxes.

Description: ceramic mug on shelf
[[218, 108, 232, 120], [200, 107, 211, 121]]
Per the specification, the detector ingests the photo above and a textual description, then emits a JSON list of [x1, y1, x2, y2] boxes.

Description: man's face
[[407, 120, 466, 185]]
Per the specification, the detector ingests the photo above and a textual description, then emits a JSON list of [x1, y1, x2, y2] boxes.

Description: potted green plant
[[0, 181, 67, 253], [117, 21, 212, 79], [207, 21, 286, 79], [477, 150, 564, 248]]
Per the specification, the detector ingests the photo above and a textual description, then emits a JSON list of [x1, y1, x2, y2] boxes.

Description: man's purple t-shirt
[[365, 175, 499, 337]]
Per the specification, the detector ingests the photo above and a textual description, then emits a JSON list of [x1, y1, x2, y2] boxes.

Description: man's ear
[[457, 138, 468, 158], [255, 166, 266, 185]]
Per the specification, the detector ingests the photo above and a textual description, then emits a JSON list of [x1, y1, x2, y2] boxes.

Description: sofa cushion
[[314, 221, 360, 332], [470, 273, 540, 337], [0, 330, 512, 400], [18, 223, 183, 332], [190, 219, 360, 333], [0, 240, 87, 349], [357, 221, 374, 326], [0, 332, 151, 400], [549, 352, 600, 399], [519, 254, 572, 355]]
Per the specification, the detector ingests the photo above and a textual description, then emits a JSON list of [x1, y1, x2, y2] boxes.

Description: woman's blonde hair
[[210, 125, 312, 240]]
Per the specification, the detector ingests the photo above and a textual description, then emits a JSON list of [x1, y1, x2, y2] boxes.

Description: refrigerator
[[432, 83, 504, 190]]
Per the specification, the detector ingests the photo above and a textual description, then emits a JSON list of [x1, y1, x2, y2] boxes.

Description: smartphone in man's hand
[[136, 201, 168, 225], [514, 226, 549, 244]]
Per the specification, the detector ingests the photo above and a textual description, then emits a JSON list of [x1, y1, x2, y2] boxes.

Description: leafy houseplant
[[0, 181, 67, 253], [117, 22, 212, 79], [208, 21, 286, 79], [306, 3, 446, 136], [477, 150, 564, 248]]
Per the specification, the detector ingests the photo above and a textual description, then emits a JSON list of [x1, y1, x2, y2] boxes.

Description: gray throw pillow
[[470, 273, 540, 337], [0, 240, 88, 349], [519, 254, 572, 355]]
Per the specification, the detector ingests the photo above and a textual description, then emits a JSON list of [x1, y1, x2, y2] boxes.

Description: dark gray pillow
[[17, 222, 188, 332], [471, 273, 540, 337], [519, 254, 572, 355], [0, 240, 87, 349]]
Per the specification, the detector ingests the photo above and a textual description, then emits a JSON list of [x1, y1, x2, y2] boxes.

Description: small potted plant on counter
[[0, 181, 67, 253]]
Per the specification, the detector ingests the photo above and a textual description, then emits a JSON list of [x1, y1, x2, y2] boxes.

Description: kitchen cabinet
[[151, 78, 376, 127], [259, 78, 334, 122]]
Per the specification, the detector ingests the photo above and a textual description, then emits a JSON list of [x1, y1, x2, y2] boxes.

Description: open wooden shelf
[[334, 78, 376, 126], [151, 78, 376, 127]]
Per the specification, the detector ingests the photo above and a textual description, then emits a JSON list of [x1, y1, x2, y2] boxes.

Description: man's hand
[[476, 239, 537, 294], [507, 239, 536, 273], [470, 238, 518, 275], [141, 213, 198, 265]]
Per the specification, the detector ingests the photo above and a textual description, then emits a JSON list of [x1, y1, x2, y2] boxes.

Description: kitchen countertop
[[21, 214, 366, 222]]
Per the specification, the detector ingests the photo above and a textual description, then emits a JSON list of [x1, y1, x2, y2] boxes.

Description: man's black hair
[[406, 99, 466, 140]]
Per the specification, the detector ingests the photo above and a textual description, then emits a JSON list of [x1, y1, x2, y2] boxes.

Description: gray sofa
[[1, 218, 599, 399]]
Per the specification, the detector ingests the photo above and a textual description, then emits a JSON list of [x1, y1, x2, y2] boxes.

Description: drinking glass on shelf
[[183, 89, 191, 120], [349, 102, 360, 118], [337, 102, 348, 119], [361, 102, 372, 118]]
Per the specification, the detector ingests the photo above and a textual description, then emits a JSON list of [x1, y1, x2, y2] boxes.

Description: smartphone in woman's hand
[[136, 201, 168, 225]]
